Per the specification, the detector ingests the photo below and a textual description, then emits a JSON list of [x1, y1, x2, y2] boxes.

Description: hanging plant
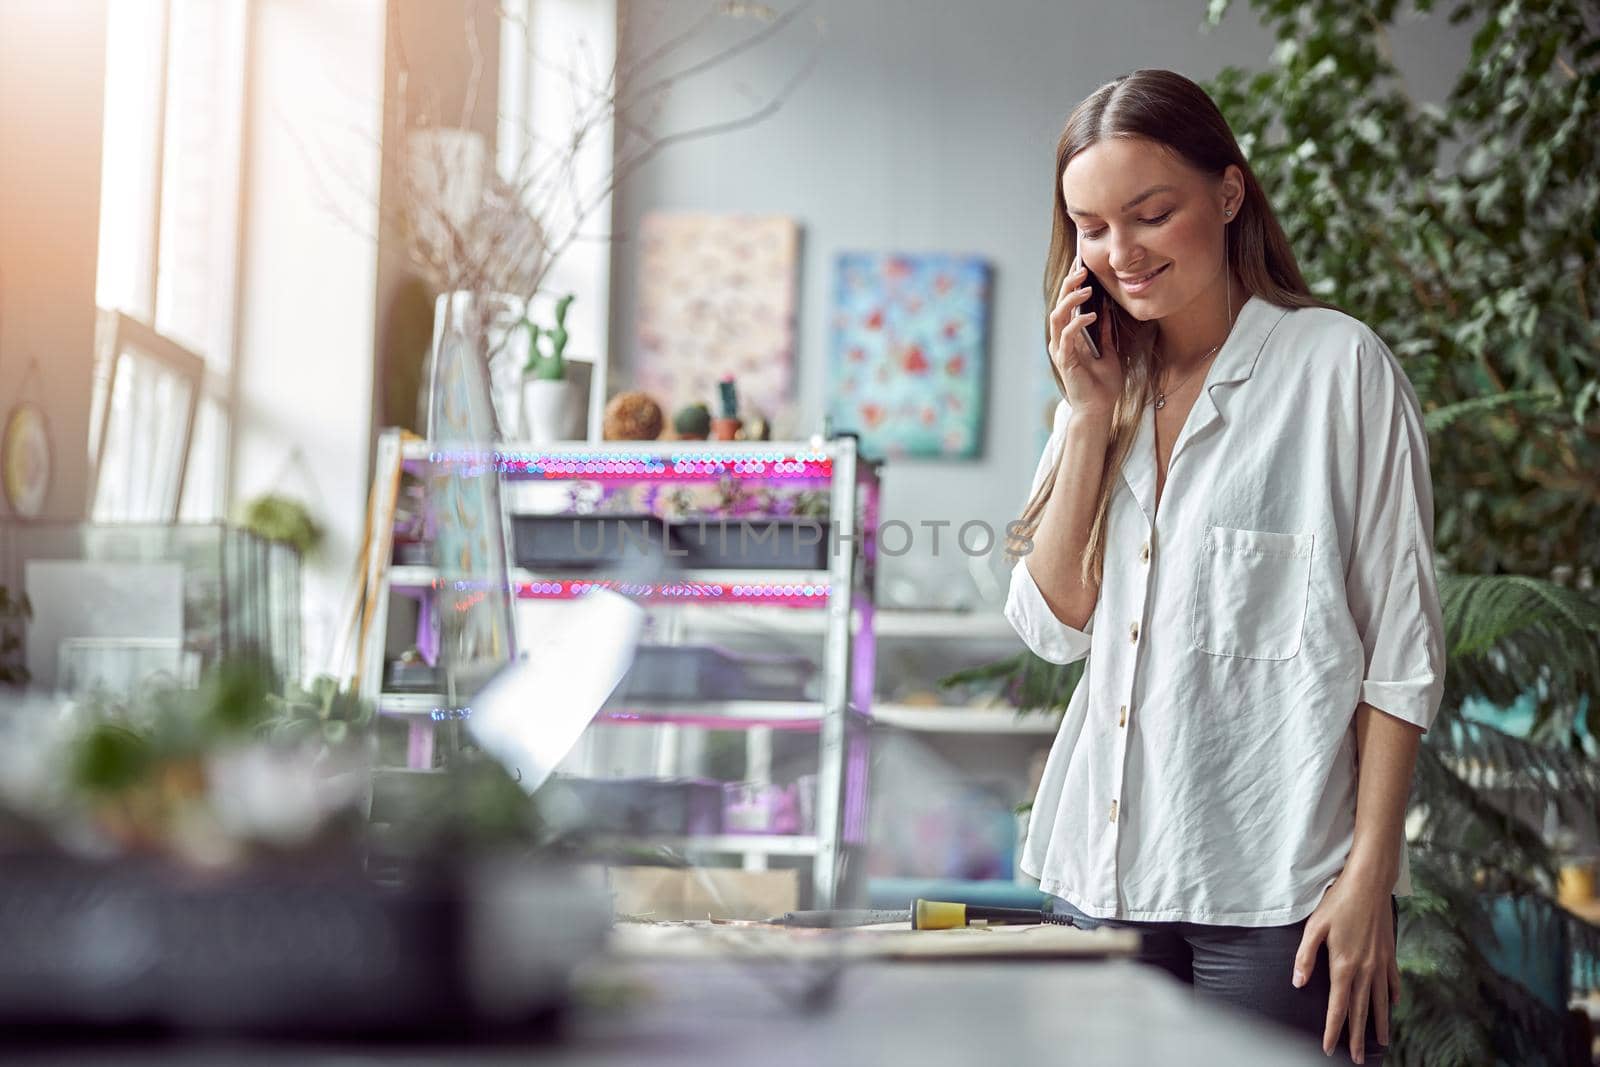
[[238, 494, 324, 557]]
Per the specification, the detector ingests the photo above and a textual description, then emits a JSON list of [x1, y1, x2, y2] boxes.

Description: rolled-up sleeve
[[1004, 398, 1094, 665], [1343, 332, 1446, 732]]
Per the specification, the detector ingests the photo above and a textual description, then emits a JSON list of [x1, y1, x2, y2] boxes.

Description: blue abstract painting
[[828, 252, 990, 460]]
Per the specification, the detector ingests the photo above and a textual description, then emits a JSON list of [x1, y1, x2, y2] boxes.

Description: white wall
[[0, 1, 107, 522], [232, 0, 385, 676]]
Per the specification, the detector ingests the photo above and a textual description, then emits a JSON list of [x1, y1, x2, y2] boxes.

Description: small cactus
[[673, 402, 712, 438], [521, 292, 575, 382], [717, 374, 738, 419]]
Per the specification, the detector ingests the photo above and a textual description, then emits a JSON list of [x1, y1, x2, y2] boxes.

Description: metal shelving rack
[[357, 429, 881, 909]]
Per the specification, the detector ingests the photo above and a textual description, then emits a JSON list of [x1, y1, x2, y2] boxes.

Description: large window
[[497, 0, 616, 383], [92, 0, 247, 521]]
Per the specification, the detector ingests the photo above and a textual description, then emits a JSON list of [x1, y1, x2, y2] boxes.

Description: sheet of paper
[[467, 587, 644, 793]]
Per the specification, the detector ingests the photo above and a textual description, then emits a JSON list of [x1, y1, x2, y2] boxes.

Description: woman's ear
[[1220, 164, 1245, 217]]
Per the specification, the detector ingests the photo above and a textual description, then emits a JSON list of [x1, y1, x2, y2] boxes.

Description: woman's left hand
[[1292, 868, 1400, 1062]]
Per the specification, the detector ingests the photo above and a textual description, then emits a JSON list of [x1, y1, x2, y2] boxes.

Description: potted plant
[[517, 293, 578, 443], [238, 494, 324, 558], [388, 10, 823, 446], [712, 375, 742, 441], [672, 402, 712, 441]]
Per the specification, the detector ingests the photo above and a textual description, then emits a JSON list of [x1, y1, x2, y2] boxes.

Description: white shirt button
[[1129, 621, 1140, 643], [1119, 704, 1128, 727], [1140, 541, 1151, 564], [1109, 799, 1119, 823]]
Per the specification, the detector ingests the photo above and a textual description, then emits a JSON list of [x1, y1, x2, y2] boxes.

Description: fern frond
[[1392, 876, 1575, 1067], [1428, 718, 1600, 839], [1413, 744, 1558, 883], [1407, 840, 1547, 900], [1484, 965, 1573, 1066], [1438, 573, 1600, 739], [1440, 573, 1600, 684], [1422, 390, 1561, 433], [1389, 970, 1496, 1067]]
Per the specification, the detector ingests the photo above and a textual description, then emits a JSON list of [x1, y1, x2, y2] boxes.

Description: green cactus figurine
[[520, 292, 575, 382], [712, 374, 742, 440]]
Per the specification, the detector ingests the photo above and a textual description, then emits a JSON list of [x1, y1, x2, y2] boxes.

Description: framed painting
[[828, 253, 990, 460], [634, 213, 800, 428]]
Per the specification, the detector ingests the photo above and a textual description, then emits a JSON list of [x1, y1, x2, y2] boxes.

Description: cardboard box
[[608, 866, 798, 921]]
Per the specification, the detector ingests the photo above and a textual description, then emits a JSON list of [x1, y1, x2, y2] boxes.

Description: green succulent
[[673, 402, 712, 437]]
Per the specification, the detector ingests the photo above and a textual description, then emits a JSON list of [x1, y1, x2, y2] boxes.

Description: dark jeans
[[1048, 893, 1400, 1065]]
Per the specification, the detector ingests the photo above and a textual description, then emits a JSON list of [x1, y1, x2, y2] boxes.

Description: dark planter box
[[391, 539, 431, 566], [384, 656, 439, 692], [550, 776, 725, 836], [666, 518, 831, 570], [0, 854, 607, 1036], [510, 514, 668, 571], [611, 644, 818, 703]]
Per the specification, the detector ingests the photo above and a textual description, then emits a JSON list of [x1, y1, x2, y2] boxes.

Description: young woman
[[1004, 69, 1446, 1065]]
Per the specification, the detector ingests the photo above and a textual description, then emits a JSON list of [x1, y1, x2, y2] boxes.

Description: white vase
[[427, 290, 533, 441], [520, 377, 576, 443]]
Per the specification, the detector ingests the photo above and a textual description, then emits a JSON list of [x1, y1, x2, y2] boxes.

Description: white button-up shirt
[[1006, 294, 1445, 926]]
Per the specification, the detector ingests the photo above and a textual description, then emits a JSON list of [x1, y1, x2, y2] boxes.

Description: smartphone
[[1072, 229, 1103, 360]]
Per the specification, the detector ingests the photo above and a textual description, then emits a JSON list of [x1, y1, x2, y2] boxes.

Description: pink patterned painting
[[634, 213, 800, 428]]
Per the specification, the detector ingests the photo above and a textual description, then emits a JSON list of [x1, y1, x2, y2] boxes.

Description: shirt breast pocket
[[1190, 524, 1315, 661]]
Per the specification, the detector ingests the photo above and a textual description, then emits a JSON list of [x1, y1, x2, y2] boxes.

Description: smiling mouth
[[1120, 265, 1169, 287]]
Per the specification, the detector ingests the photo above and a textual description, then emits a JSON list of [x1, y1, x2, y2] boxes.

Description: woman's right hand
[[1049, 256, 1124, 421]]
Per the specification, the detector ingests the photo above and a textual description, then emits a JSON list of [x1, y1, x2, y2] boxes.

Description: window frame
[[91, 0, 249, 521], [88, 308, 206, 522]]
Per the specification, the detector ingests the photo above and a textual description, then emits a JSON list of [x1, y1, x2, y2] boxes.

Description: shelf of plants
[[358, 430, 881, 909]]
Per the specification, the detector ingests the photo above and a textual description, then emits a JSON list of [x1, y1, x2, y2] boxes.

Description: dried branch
[[460, 0, 485, 132], [389, 0, 824, 304], [618, 0, 811, 113]]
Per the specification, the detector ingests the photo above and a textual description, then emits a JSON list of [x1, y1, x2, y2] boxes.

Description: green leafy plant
[[937, 654, 1081, 738], [261, 673, 374, 752], [41, 658, 373, 859], [1402, 575, 1600, 1065], [1, 656, 583, 877], [519, 292, 575, 382], [1201, 0, 1599, 575], [1194, 4, 1600, 1062]]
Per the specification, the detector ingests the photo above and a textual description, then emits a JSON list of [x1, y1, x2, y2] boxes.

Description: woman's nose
[[1107, 232, 1148, 274]]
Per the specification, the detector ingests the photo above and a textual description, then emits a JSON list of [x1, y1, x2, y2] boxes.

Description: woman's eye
[[1079, 212, 1171, 241]]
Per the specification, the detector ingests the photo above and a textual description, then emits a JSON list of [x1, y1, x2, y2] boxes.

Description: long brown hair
[[1010, 68, 1336, 590]]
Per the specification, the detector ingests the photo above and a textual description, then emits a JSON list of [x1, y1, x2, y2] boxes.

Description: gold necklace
[[1154, 340, 1223, 410]]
